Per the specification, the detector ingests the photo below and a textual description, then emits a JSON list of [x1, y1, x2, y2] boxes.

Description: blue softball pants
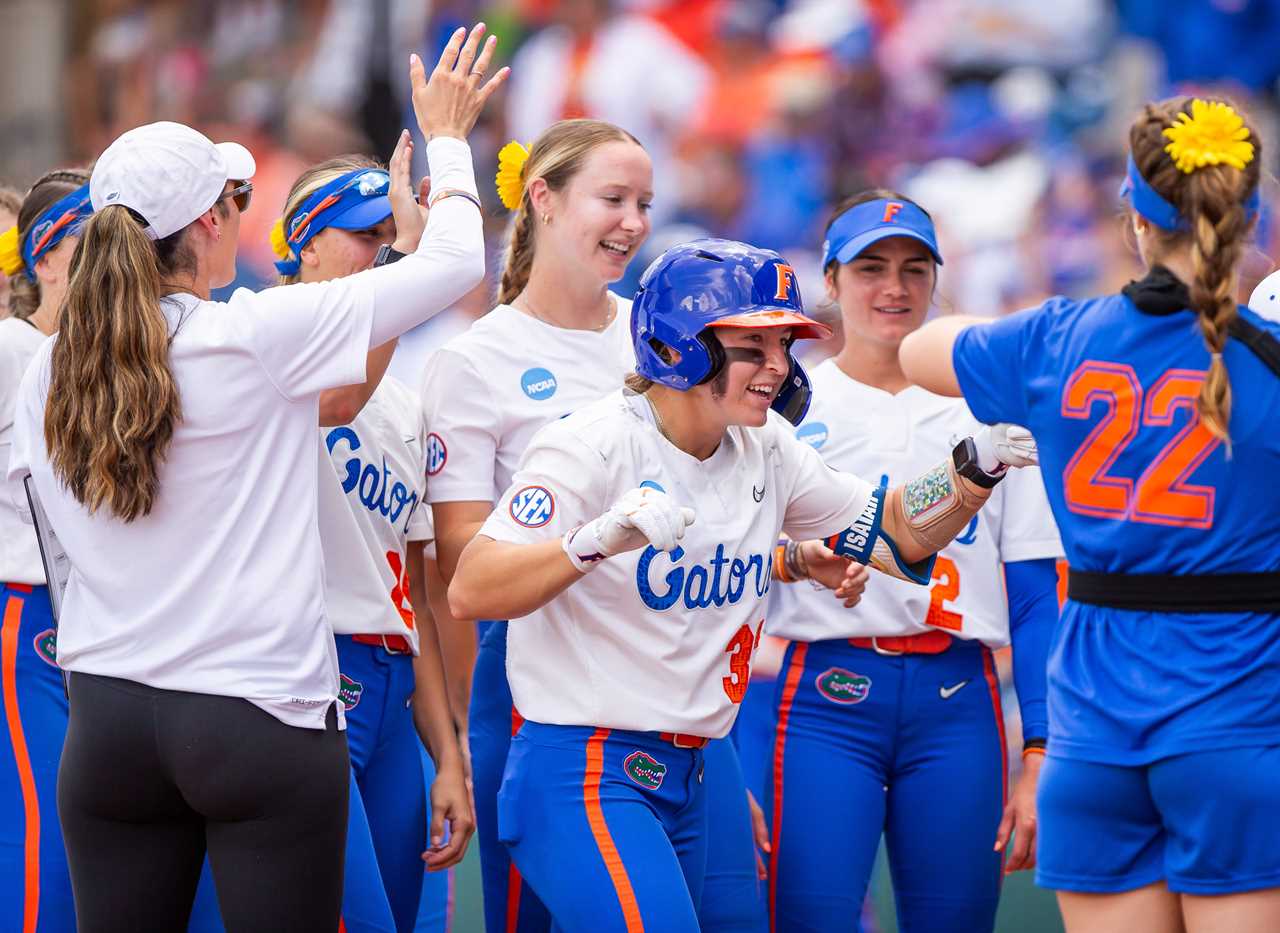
[[498, 721, 709, 932], [767, 638, 1007, 933], [0, 582, 73, 932]]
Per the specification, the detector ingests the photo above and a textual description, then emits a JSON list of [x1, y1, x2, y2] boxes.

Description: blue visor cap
[[285, 168, 393, 253], [21, 184, 93, 282], [822, 198, 943, 268]]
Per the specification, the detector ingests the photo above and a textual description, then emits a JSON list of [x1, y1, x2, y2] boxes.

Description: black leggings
[[58, 672, 349, 932]]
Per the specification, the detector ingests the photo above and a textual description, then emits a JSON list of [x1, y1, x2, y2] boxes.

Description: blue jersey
[[953, 290, 1280, 765]]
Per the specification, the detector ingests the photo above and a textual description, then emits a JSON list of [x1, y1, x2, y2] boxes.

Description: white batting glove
[[562, 487, 696, 573], [975, 423, 1039, 470]]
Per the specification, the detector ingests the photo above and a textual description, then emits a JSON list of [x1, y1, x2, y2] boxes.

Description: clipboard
[[23, 474, 69, 624]]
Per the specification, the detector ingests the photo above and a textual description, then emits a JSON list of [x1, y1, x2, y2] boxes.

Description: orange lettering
[[882, 202, 904, 223], [774, 263, 797, 302]]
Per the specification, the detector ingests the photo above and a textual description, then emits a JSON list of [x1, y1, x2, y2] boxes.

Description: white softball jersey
[[419, 297, 635, 506], [0, 317, 48, 585], [318, 375, 432, 651], [479, 389, 879, 738], [767, 359, 1063, 648]]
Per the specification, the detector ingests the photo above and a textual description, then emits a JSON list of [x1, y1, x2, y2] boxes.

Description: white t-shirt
[[0, 317, 48, 584], [420, 297, 635, 505], [479, 390, 878, 737], [767, 360, 1063, 648], [8, 284, 378, 729], [318, 375, 432, 650]]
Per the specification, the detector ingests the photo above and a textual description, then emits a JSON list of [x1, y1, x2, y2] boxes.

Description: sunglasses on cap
[[287, 169, 391, 245], [217, 181, 254, 214]]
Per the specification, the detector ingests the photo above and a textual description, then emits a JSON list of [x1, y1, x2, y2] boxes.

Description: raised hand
[[409, 23, 510, 142], [387, 129, 428, 253]]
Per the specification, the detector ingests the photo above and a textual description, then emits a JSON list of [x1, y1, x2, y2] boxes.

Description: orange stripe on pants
[[504, 861, 523, 933], [981, 648, 1009, 876], [3, 592, 39, 933], [768, 642, 808, 933], [584, 728, 644, 933]]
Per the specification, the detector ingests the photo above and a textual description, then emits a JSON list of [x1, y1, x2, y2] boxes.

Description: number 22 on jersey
[[1061, 362, 1220, 528]]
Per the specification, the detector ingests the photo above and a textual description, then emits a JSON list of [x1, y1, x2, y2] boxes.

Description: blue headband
[[822, 197, 943, 268], [1120, 154, 1262, 232], [21, 184, 93, 282], [275, 168, 393, 275]]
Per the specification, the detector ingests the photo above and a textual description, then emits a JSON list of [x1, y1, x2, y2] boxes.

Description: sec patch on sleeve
[[509, 485, 556, 528], [426, 433, 447, 476]]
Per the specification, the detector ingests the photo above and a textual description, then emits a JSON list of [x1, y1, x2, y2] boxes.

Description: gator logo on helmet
[[815, 667, 871, 705], [624, 751, 667, 790], [33, 629, 58, 667], [339, 673, 364, 711]]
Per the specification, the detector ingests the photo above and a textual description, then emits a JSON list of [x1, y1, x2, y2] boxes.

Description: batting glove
[[975, 423, 1039, 470], [563, 487, 696, 573]]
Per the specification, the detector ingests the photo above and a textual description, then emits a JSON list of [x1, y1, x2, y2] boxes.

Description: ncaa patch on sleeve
[[509, 485, 556, 528]]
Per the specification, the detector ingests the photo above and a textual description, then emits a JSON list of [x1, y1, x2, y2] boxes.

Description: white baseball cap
[[90, 121, 257, 240]]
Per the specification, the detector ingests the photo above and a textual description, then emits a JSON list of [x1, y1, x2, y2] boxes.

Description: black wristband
[[374, 243, 407, 267], [1023, 737, 1047, 752], [952, 437, 1006, 489]]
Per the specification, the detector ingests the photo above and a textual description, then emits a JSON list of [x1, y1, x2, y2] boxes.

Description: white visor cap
[[90, 121, 256, 240]]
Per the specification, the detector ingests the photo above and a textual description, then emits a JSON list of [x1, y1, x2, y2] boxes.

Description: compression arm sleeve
[[365, 136, 485, 347], [1004, 558, 1057, 742], [825, 486, 936, 585]]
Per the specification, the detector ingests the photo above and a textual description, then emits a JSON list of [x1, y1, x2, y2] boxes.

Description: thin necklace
[[519, 292, 615, 332], [646, 394, 668, 439]]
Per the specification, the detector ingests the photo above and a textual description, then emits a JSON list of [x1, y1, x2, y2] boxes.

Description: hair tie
[[0, 226, 23, 277], [1163, 99, 1255, 174], [495, 140, 531, 211]]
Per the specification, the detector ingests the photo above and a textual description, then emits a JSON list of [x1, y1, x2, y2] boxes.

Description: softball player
[[766, 192, 1061, 933], [901, 96, 1280, 932], [419, 117, 651, 933], [7, 28, 502, 928], [447, 237, 1031, 932], [0, 168, 91, 933]]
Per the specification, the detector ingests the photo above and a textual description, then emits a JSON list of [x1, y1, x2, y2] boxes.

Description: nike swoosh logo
[[753, 484, 765, 502], [939, 680, 969, 700]]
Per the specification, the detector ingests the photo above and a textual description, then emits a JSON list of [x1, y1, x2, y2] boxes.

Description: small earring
[[541, 213, 550, 225]]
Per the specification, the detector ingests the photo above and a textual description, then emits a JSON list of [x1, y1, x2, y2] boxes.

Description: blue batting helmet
[[630, 238, 830, 424]]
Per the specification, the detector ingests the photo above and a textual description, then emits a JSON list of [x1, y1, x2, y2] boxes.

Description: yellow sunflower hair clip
[[269, 217, 292, 261], [1163, 99, 1255, 174], [0, 226, 24, 278], [495, 140, 531, 211]]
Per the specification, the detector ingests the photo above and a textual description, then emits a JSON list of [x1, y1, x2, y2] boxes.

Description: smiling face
[[537, 140, 653, 285], [827, 236, 936, 350], [697, 324, 795, 428], [302, 215, 396, 282]]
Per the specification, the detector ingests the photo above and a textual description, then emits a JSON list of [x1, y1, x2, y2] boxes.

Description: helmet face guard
[[773, 354, 813, 426]]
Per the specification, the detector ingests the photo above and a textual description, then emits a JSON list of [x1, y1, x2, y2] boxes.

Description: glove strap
[[562, 523, 609, 574]]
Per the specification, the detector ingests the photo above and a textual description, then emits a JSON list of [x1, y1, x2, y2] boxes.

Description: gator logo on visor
[[339, 673, 364, 711], [815, 667, 871, 705], [624, 751, 667, 789], [33, 629, 58, 667]]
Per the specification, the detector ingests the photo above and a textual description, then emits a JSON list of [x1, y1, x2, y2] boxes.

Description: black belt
[[1067, 568, 1280, 613]]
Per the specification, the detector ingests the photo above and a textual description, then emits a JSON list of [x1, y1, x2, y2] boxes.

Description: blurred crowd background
[[3, 0, 1280, 353], [4, 3, 1278, 929]]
